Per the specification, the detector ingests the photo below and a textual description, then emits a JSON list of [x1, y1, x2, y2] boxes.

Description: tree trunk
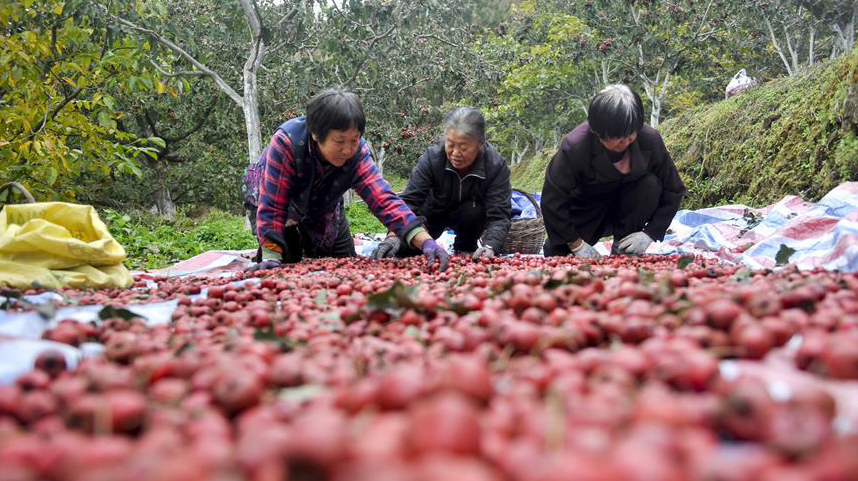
[[153, 185, 176, 220], [641, 77, 662, 127], [808, 27, 815, 67], [242, 37, 266, 163], [650, 95, 661, 128], [833, 7, 856, 54], [766, 17, 794, 76], [376, 146, 386, 177], [242, 91, 263, 164]]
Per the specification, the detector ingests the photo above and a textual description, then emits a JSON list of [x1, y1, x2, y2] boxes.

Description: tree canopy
[[0, 0, 854, 209]]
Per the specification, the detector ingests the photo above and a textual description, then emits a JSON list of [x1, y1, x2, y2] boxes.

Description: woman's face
[[444, 129, 481, 171], [599, 131, 637, 153], [313, 126, 361, 167]]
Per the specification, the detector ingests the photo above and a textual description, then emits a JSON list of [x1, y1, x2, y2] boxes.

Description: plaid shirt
[[256, 127, 421, 253]]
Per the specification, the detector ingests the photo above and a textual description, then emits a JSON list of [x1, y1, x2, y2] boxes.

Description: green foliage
[[4, 0, 856, 218], [660, 46, 858, 209], [101, 206, 256, 269], [0, 0, 170, 201], [303, 0, 508, 179], [345, 202, 385, 235], [833, 133, 858, 181], [480, 0, 591, 153], [569, 0, 749, 125], [345, 173, 408, 235], [509, 149, 553, 194]]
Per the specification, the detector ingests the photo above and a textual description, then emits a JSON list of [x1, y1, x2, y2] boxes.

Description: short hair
[[443, 106, 486, 145], [306, 88, 366, 142], [587, 84, 645, 139]]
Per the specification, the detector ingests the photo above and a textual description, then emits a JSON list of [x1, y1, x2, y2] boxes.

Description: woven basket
[[0, 182, 36, 208], [497, 188, 545, 255]]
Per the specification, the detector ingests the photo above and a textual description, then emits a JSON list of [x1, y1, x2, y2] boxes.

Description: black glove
[[244, 259, 283, 273], [422, 239, 450, 272], [371, 236, 401, 259]]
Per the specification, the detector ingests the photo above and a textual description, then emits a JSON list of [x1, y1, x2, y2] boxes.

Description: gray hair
[[443, 107, 486, 144], [587, 84, 645, 139]]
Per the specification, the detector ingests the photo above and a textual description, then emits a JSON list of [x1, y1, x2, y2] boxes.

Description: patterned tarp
[[646, 182, 858, 271], [133, 182, 858, 272]]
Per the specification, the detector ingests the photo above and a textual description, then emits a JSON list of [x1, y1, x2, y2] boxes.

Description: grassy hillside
[[509, 47, 858, 209], [509, 149, 553, 194], [661, 46, 858, 209]]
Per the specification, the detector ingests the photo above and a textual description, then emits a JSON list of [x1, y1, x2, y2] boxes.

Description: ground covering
[[2, 254, 858, 479]]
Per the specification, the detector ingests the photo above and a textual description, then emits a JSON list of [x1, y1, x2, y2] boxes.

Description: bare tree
[[107, 0, 314, 165], [756, 0, 856, 76]]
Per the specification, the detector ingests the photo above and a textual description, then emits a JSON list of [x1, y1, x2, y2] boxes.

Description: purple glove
[[244, 259, 282, 273], [421, 239, 450, 272]]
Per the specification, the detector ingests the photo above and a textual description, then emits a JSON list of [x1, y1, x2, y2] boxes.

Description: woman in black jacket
[[541, 84, 686, 258], [372, 107, 512, 260]]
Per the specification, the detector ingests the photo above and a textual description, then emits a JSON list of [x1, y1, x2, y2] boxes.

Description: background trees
[[1, 0, 854, 211], [0, 0, 168, 200]]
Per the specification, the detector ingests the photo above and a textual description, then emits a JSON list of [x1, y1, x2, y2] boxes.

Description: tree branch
[[808, 26, 815, 66], [162, 101, 216, 144], [144, 109, 161, 139], [344, 24, 397, 86], [274, 4, 300, 31], [415, 33, 460, 48], [108, 13, 244, 105], [329, 0, 374, 32], [147, 59, 205, 77], [241, 0, 268, 74], [243, 0, 263, 39], [765, 16, 793, 76], [783, 24, 799, 73]]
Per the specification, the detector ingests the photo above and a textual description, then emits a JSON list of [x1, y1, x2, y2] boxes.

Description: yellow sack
[[0, 202, 133, 290]]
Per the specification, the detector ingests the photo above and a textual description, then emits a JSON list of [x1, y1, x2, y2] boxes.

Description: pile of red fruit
[[2, 254, 858, 481]]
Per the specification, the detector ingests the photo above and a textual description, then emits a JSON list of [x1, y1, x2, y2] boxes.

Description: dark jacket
[[541, 121, 686, 245], [400, 142, 512, 251]]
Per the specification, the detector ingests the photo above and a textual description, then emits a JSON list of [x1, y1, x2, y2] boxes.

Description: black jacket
[[541, 121, 686, 245], [400, 142, 512, 251]]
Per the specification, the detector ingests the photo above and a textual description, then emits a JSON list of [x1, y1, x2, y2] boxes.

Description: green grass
[[660, 45, 858, 209], [346, 173, 410, 235], [101, 207, 257, 270], [509, 149, 553, 194], [384, 173, 408, 194], [345, 201, 386, 234]]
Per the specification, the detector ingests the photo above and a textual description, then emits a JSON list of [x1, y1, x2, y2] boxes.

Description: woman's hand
[[244, 259, 283, 272], [473, 245, 495, 260], [420, 239, 450, 272], [616, 232, 653, 255], [371, 235, 401, 259], [411, 230, 450, 272], [570, 239, 601, 259]]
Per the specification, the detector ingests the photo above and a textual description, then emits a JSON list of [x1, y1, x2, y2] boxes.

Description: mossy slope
[[661, 46, 858, 209]]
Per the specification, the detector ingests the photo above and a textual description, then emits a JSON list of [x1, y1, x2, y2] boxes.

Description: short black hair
[[306, 88, 366, 142], [587, 84, 645, 139]]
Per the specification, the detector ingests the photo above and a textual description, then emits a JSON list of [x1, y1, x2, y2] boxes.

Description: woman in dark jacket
[[372, 107, 512, 260], [541, 84, 686, 258]]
